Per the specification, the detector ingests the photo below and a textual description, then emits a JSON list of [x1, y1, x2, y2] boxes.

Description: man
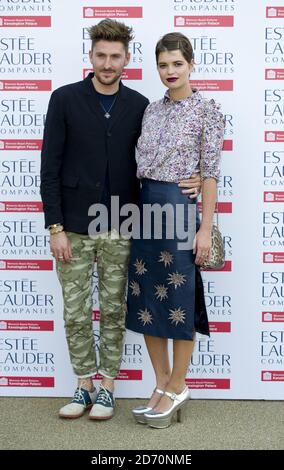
[[40, 19, 200, 420]]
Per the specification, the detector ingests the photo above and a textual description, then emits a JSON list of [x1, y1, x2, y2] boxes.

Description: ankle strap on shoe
[[164, 387, 188, 402], [154, 388, 164, 395], [164, 391, 179, 401]]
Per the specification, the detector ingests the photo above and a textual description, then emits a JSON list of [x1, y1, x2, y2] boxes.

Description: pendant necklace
[[99, 94, 118, 119]]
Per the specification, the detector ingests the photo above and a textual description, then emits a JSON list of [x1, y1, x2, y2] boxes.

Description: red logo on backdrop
[[83, 68, 142, 80], [83, 7, 143, 18], [93, 370, 142, 381], [266, 6, 284, 18], [0, 202, 43, 213], [0, 260, 53, 271], [209, 322, 231, 333], [0, 80, 51, 91], [174, 16, 234, 27], [0, 140, 42, 151], [191, 80, 233, 91], [263, 252, 284, 263], [0, 377, 54, 387], [262, 312, 284, 322], [264, 191, 284, 203], [261, 371, 284, 382], [121, 69, 142, 80], [265, 69, 284, 80], [198, 202, 232, 213], [265, 131, 284, 142], [223, 140, 233, 151], [186, 379, 230, 389], [92, 310, 101, 322], [0, 320, 54, 331], [0, 16, 51, 27]]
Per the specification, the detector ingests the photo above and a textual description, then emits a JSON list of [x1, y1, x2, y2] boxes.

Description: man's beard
[[95, 70, 122, 86]]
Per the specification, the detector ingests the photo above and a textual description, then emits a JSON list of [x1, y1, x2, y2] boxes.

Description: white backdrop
[[0, 0, 283, 399]]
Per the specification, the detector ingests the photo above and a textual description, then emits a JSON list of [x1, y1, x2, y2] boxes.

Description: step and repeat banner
[[0, 0, 283, 398]]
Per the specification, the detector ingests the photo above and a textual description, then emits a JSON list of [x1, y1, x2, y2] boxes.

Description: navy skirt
[[126, 179, 209, 340]]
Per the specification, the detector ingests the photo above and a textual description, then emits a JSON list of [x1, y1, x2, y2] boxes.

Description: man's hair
[[88, 19, 134, 52], [155, 32, 194, 64]]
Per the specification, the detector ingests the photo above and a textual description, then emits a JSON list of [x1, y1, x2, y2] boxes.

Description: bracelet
[[48, 223, 62, 229], [48, 223, 64, 235]]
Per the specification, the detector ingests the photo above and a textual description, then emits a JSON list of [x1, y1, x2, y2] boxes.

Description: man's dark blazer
[[40, 73, 149, 233]]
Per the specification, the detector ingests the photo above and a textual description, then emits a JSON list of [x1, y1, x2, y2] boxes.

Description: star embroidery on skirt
[[138, 308, 153, 326], [134, 259, 147, 275], [169, 307, 186, 326], [167, 272, 187, 289], [158, 251, 174, 268], [130, 281, 141, 296], [154, 284, 168, 301]]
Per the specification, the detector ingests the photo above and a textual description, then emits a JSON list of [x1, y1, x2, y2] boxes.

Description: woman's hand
[[193, 227, 211, 266]]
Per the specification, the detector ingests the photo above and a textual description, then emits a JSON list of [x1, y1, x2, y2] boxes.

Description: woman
[[126, 32, 224, 429]]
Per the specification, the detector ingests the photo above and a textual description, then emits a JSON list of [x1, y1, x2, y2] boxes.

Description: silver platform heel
[[132, 388, 165, 424], [144, 387, 190, 429]]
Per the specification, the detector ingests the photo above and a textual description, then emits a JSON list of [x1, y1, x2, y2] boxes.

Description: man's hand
[[50, 231, 72, 262], [178, 173, 202, 199]]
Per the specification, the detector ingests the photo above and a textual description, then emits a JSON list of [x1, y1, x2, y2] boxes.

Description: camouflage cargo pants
[[56, 231, 131, 378]]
